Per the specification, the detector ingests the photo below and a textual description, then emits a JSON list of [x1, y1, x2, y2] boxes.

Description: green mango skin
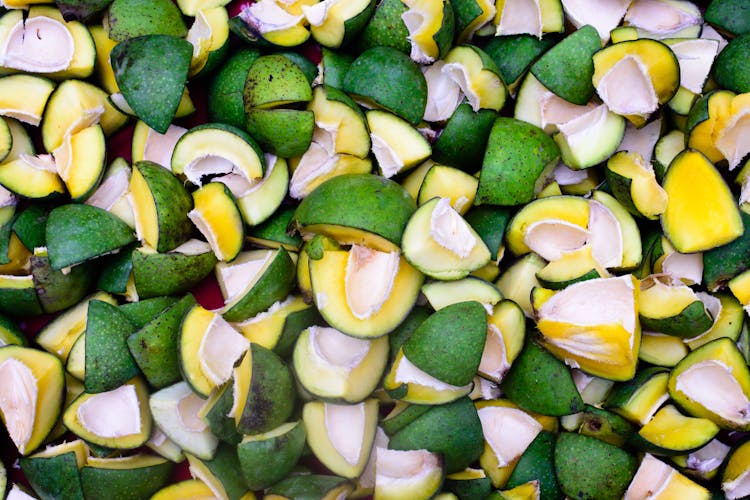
[[272, 305, 322, 359], [501, 339, 584, 417], [31, 255, 96, 314], [292, 173, 417, 249], [131, 161, 191, 254], [237, 421, 306, 490], [579, 405, 635, 448], [605, 366, 668, 410], [388, 305, 431, 363], [706, 0, 750, 37], [57, 0, 116, 22], [344, 46, 427, 126], [12, 204, 47, 251], [402, 301, 487, 387], [190, 443, 249, 500], [105, 0, 187, 42], [639, 300, 714, 338], [208, 48, 262, 129], [442, 473, 493, 500], [477, 117, 560, 206], [20, 452, 85, 500], [203, 382, 243, 445], [0, 312, 26, 346], [222, 247, 296, 322], [381, 403, 432, 437], [237, 344, 297, 435], [96, 243, 136, 295], [388, 396, 484, 474], [111, 35, 192, 134], [126, 294, 197, 389], [554, 432, 637, 500], [704, 210, 750, 291], [432, 103, 497, 173], [714, 33, 750, 94], [45, 204, 135, 271], [267, 474, 352, 500], [0, 218, 12, 265], [85, 300, 140, 393], [132, 248, 217, 299], [320, 48, 355, 90], [245, 109, 315, 158], [530, 25, 600, 105], [484, 34, 558, 90], [463, 204, 513, 262], [244, 55, 313, 109], [278, 52, 320, 85], [354, 0, 411, 55], [0, 284, 43, 317], [80, 460, 174, 500], [507, 431, 563, 500], [119, 296, 180, 329]]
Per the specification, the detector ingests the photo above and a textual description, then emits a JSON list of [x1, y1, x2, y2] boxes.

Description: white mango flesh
[[524, 220, 589, 262], [596, 55, 658, 116], [0, 358, 37, 454], [198, 315, 249, 385], [344, 245, 400, 320], [77, 384, 142, 438], [430, 197, 477, 259], [675, 360, 750, 427], [477, 406, 542, 467], [310, 325, 371, 370], [496, 0, 542, 38], [1, 17, 74, 73], [325, 402, 366, 465]]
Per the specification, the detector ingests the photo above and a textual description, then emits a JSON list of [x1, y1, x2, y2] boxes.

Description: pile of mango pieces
[[2, 0, 750, 498]]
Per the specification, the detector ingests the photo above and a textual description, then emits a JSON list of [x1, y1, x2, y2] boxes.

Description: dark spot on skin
[[268, 75, 273, 82], [140, 339, 147, 350], [587, 419, 602, 432]]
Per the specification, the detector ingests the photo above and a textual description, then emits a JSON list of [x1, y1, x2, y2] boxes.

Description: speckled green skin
[[704, 210, 750, 291], [0, 282, 43, 317], [291, 174, 417, 248], [706, 0, 750, 36], [20, 452, 84, 500], [432, 103, 497, 172], [31, 254, 96, 313], [530, 25, 599, 105], [389, 396, 483, 474], [132, 247, 216, 299], [248, 206, 303, 250], [105, 0, 186, 41], [268, 475, 351, 499], [57, 0, 112, 22], [354, 0, 410, 55], [85, 299, 139, 393], [403, 301, 486, 386], [203, 382, 242, 445], [381, 402, 431, 436], [388, 305, 430, 363], [639, 300, 714, 338], [715, 34, 750, 94], [463, 204, 512, 261], [132, 161, 193, 253], [343, 46, 427, 125], [0, 219, 11, 266], [126, 294, 196, 389], [320, 48, 354, 89], [507, 431, 563, 500], [119, 296, 179, 329], [501, 340, 584, 416], [80, 459, 173, 500], [244, 55, 313, 109], [579, 405, 634, 448], [485, 34, 558, 89], [222, 248, 296, 322], [208, 48, 262, 129], [554, 432, 637, 500], [111, 35, 192, 134], [237, 421, 306, 490], [96, 243, 136, 295], [245, 108, 314, 158], [12, 204, 47, 251], [236, 344, 296, 435], [189, 443, 249, 500], [477, 117, 559, 206], [45, 204, 135, 271]]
